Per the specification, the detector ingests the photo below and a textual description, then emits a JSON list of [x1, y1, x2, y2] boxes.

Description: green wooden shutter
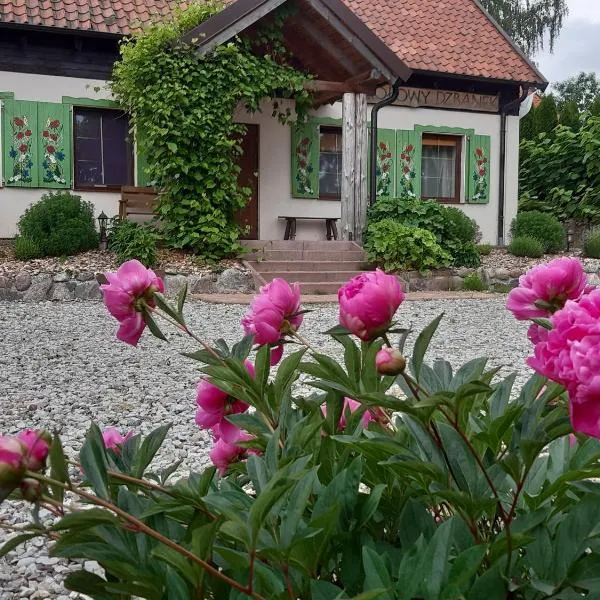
[[467, 134, 491, 204], [291, 121, 319, 198], [395, 129, 421, 198], [37, 102, 71, 188], [371, 128, 396, 199], [2, 100, 38, 187]]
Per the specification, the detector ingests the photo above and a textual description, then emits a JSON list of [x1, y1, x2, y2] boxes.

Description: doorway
[[235, 124, 259, 240]]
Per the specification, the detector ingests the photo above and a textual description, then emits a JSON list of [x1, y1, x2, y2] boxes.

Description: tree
[[554, 72, 600, 111], [589, 96, 600, 117], [560, 100, 581, 131], [534, 94, 559, 135], [520, 109, 535, 141], [480, 0, 567, 56]]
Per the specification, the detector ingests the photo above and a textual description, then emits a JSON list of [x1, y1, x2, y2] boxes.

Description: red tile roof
[[0, 0, 544, 83]]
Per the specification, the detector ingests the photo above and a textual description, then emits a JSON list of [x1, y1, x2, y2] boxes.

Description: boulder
[[14, 271, 32, 291], [76, 271, 96, 282], [74, 280, 102, 300], [53, 272, 70, 283], [216, 268, 254, 294], [23, 274, 53, 302], [188, 273, 218, 294], [164, 274, 188, 298], [49, 283, 74, 301]]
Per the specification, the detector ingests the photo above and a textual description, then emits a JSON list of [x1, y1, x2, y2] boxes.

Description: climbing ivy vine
[[111, 2, 312, 259]]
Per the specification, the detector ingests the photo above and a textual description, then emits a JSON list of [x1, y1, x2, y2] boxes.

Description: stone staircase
[[241, 240, 372, 295]]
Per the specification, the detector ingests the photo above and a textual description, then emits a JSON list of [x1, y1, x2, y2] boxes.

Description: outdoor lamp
[[98, 211, 108, 251]]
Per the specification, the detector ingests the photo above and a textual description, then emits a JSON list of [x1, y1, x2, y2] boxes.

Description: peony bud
[[0, 435, 26, 500], [16, 429, 51, 472], [20, 477, 42, 502], [376, 347, 406, 376]]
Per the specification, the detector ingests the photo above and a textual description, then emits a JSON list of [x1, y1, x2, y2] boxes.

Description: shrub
[[477, 243, 492, 255], [366, 196, 479, 267], [584, 230, 600, 258], [534, 93, 559, 135], [364, 218, 452, 272], [108, 219, 160, 267], [463, 272, 487, 291], [511, 210, 565, 252], [13, 236, 41, 260], [508, 235, 545, 257], [16, 191, 98, 258]]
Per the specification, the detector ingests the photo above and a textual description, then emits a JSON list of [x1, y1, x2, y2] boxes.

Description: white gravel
[[0, 298, 532, 599]]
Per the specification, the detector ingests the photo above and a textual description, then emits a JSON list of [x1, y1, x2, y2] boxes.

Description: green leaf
[[421, 517, 456, 600], [444, 545, 487, 594], [49, 432, 70, 503], [64, 570, 115, 599], [153, 293, 185, 327], [280, 468, 317, 548], [176, 283, 187, 318], [79, 423, 110, 499], [310, 580, 349, 599], [467, 561, 506, 600], [53, 509, 120, 531], [133, 424, 171, 478], [142, 310, 168, 342], [412, 313, 444, 379], [0, 533, 39, 558], [231, 334, 255, 361], [152, 544, 198, 586], [273, 348, 306, 403], [255, 343, 271, 395], [358, 484, 386, 529], [167, 142, 178, 153], [363, 547, 393, 599]]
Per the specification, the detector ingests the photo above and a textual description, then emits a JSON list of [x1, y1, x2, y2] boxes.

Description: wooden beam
[[354, 93, 368, 243], [304, 79, 379, 93], [311, 70, 383, 106]]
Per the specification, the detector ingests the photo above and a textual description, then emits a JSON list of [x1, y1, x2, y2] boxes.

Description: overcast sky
[[533, 0, 600, 86]]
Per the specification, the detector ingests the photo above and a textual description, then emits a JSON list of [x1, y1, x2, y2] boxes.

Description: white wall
[[0, 71, 119, 238]]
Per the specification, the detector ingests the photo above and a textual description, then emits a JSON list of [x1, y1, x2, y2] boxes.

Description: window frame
[[318, 125, 343, 201], [420, 133, 463, 204], [73, 107, 134, 192]]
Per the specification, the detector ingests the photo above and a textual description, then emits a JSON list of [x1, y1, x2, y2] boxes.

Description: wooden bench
[[119, 186, 158, 220], [278, 216, 339, 240]]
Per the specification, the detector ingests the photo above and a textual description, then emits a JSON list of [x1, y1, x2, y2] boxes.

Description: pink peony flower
[[16, 430, 50, 472], [338, 269, 404, 341], [100, 259, 165, 346], [102, 427, 134, 452], [322, 398, 374, 431], [195, 361, 254, 440], [375, 347, 406, 376], [270, 344, 284, 366], [0, 435, 26, 490], [242, 279, 303, 346], [506, 257, 587, 320], [209, 427, 254, 475], [528, 289, 600, 437]]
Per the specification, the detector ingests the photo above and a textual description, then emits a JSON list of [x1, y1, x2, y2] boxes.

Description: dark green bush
[[364, 218, 452, 272], [508, 235, 545, 258], [584, 230, 600, 258], [477, 243, 492, 255], [13, 236, 41, 260], [511, 210, 565, 253], [366, 196, 480, 267], [16, 191, 98, 258], [463, 272, 487, 291], [108, 219, 160, 267]]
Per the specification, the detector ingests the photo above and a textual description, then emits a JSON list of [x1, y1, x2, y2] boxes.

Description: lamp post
[[98, 211, 108, 251]]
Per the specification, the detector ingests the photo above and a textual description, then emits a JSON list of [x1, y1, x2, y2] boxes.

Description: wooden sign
[[381, 87, 499, 113]]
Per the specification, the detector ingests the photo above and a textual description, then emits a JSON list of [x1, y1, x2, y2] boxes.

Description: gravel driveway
[[0, 297, 531, 599]]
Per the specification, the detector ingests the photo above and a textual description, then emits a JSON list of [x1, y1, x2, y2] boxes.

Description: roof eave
[[0, 20, 124, 39]]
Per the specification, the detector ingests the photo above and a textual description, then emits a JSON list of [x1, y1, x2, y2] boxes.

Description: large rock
[[53, 272, 70, 283], [49, 283, 74, 301], [14, 271, 32, 291], [216, 268, 254, 294], [74, 280, 102, 300], [0, 288, 23, 301], [188, 273, 218, 294], [76, 271, 96, 282], [164, 274, 188, 298], [23, 274, 53, 302], [0, 275, 13, 289]]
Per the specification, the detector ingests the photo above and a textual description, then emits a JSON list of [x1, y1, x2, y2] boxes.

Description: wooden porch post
[[341, 92, 368, 242]]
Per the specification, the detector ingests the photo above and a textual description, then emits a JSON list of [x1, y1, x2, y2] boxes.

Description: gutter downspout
[[370, 79, 402, 205], [498, 86, 529, 246]]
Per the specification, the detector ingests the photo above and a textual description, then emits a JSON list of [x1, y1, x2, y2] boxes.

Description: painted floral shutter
[[467, 134, 491, 204], [2, 100, 38, 187], [291, 121, 319, 198], [37, 102, 71, 189], [372, 128, 395, 199], [395, 129, 421, 198]]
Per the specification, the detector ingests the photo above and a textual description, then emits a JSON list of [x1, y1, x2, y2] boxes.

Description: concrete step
[[246, 260, 371, 272], [257, 250, 366, 261], [241, 240, 359, 252], [298, 281, 348, 295], [258, 270, 367, 283]]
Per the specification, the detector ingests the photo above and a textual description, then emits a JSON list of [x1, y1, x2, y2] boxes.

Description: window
[[319, 126, 342, 199], [421, 134, 462, 203], [74, 108, 133, 189]]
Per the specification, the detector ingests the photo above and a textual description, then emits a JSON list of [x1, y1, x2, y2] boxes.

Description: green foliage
[[462, 272, 487, 291], [111, 3, 311, 260], [366, 196, 480, 268], [13, 236, 41, 260], [584, 230, 600, 258], [16, 191, 98, 258], [589, 96, 600, 117], [511, 210, 565, 252], [8, 305, 600, 599], [477, 243, 492, 255], [508, 235, 545, 258], [108, 218, 160, 267], [520, 108, 535, 141], [554, 71, 600, 111], [559, 100, 581, 131], [534, 94, 559, 136], [364, 218, 452, 272]]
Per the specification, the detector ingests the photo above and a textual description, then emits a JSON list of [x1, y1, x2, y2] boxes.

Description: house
[[0, 0, 546, 245]]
